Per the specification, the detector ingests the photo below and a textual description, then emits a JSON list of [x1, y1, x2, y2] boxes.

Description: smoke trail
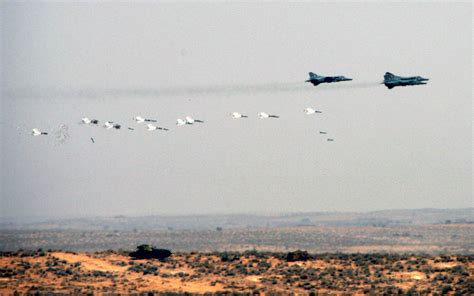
[[53, 124, 69, 145], [111, 82, 311, 97], [5, 81, 382, 99], [108, 81, 381, 97]]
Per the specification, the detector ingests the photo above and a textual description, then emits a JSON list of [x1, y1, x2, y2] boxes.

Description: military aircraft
[[305, 72, 352, 86], [383, 72, 429, 89]]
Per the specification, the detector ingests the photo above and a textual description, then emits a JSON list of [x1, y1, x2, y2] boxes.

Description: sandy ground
[[1, 251, 472, 294]]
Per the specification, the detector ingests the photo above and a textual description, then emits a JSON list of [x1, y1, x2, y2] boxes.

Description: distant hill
[[1, 208, 472, 231]]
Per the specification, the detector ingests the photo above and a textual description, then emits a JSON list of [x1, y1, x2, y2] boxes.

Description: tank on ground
[[129, 244, 171, 260]]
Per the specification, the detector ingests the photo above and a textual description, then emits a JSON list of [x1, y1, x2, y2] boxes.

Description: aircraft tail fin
[[308, 72, 318, 79], [384, 72, 396, 80]]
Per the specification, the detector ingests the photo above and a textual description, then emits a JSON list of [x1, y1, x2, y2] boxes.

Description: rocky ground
[[1, 249, 473, 295]]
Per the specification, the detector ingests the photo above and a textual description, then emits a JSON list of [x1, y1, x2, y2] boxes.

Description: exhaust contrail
[[5, 81, 382, 99]]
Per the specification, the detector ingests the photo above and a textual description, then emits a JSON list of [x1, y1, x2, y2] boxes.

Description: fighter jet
[[305, 72, 352, 86], [383, 72, 429, 89]]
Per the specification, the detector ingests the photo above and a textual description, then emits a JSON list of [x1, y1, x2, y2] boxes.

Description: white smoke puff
[[54, 124, 69, 145]]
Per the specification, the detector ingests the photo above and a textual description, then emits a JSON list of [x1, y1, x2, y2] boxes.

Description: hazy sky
[[1, 2, 472, 219]]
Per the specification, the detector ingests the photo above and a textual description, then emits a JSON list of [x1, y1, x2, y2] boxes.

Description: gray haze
[[1, 2, 472, 219]]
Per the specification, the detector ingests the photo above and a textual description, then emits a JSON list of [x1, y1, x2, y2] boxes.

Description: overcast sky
[[1, 2, 472, 219]]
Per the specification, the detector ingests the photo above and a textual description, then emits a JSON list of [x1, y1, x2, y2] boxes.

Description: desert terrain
[[2, 209, 473, 253], [1, 249, 473, 295], [1, 209, 473, 294]]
